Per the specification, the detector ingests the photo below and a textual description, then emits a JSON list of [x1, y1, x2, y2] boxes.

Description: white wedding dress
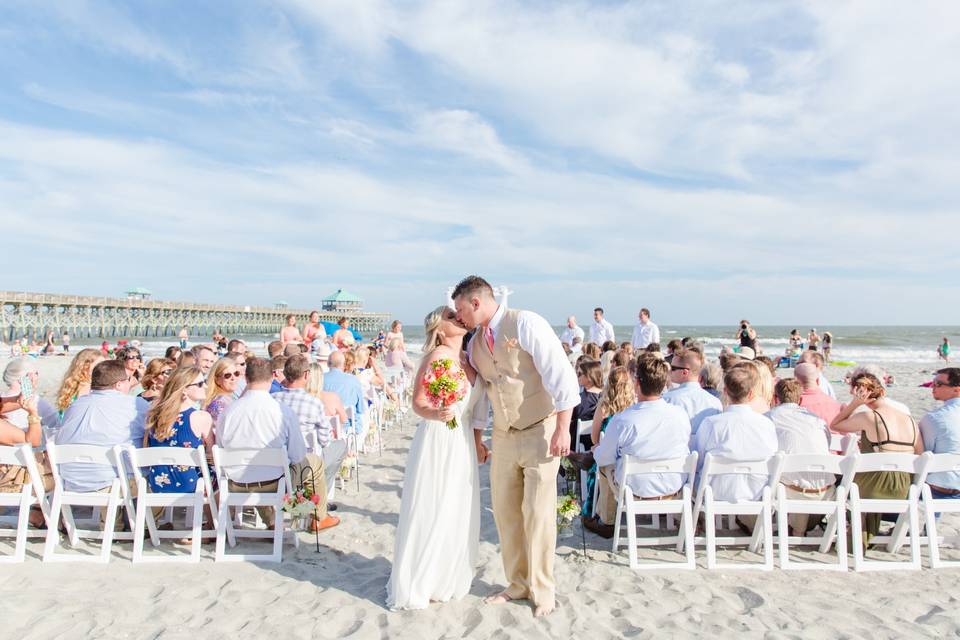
[[386, 394, 480, 610]]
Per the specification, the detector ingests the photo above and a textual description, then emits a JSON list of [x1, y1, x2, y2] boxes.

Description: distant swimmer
[[939, 337, 951, 363], [808, 328, 820, 351]]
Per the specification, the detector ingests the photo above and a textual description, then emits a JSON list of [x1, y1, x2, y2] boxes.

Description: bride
[[386, 305, 489, 610]]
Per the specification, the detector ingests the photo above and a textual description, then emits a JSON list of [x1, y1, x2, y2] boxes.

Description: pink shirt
[[799, 388, 843, 430]]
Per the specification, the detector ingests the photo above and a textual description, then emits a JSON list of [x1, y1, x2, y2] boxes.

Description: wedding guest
[[138, 358, 176, 403], [589, 308, 616, 346], [830, 373, 922, 548], [582, 342, 602, 360], [217, 357, 338, 532], [267, 340, 283, 358], [226, 339, 247, 355], [385, 320, 405, 352], [274, 355, 348, 494], [191, 345, 216, 376], [663, 349, 722, 440], [589, 354, 691, 537], [144, 366, 215, 497], [2, 358, 60, 432], [301, 311, 326, 351], [919, 367, 960, 501], [665, 339, 682, 360], [568, 337, 584, 364], [694, 363, 778, 504], [699, 361, 721, 399], [177, 351, 197, 368], [306, 363, 347, 436], [164, 345, 182, 361], [224, 351, 248, 397], [56, 348, 105, 414], [323, 350, 365, 437], [384, 338, 414, 372], [846, 364, 911, 415], [795, 363, 842, 426], [630, 308, 660, 351], [569, 360, 603, 449], [203, 358, 241, 423], [56, 361, 147, 501], [280, 314, 302, 346], [767, 379, 834, 534], [270, 355, 288, 393], [798, 351, 837, 399], [560, 316, 585, 347], [0, 395, 49, 526], [116, 346, 145, 390]]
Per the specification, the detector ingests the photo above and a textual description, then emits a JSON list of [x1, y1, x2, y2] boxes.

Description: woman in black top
[[569, 360, 604, 449], [737, 320, 757, 351]]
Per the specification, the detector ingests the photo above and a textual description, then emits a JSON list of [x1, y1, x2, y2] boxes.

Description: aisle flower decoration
[[281, 487, 320, 519], [557, 494, 580, 529], [423, 358, 468, 429]]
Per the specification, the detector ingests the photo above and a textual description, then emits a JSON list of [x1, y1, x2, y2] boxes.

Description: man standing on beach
[[630, 308, 660, 350], [560, 316, 584, 346], [454, 275, 579, 618], [589, 307, 615, 345]]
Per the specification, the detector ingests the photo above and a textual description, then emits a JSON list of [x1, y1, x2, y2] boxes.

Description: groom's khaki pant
[[490, 416, 560, 607]]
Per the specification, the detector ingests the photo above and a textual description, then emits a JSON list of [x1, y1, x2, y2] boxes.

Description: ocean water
[[56, 325, 958, 367]]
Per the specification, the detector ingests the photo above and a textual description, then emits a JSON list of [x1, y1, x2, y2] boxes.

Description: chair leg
[[99, 484, 120, 564], [777, 496, 789, 569], [43, 492, 63, 561], [682, 499, 695, 569], [14, 489, 31, 562], [625, 501, 638, 570], [836, 496, 848, 572], [133, 502, 147, 563], [925, 500, 941, 569], [705, 498, 716, 570], [762, 500, 774, 570], [908, 494, 921, 569], [850, 503, 864, 571]]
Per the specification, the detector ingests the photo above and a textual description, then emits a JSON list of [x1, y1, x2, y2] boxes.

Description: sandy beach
[[2, 355, 960, 639]]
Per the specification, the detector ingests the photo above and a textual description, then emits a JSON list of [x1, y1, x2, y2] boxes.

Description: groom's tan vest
[[471, 308, 555, 432]]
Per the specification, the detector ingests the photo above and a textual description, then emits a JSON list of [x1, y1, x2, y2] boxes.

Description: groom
[[452, 275, 579, 617]]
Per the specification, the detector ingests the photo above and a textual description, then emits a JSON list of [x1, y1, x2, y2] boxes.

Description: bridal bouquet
[[423, 358, 468, 429]]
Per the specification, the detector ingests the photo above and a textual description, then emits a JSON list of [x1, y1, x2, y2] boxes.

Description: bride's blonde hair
[[423, 306, 449, 353]]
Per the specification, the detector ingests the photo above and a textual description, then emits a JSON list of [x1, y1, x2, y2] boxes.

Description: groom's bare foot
[[484, 591, 514, 605], [533, 601, 556, 617]]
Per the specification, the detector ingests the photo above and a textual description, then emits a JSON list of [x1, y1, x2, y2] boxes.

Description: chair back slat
[[214, 447, 288, 468], [779, 453, 844, 476], [623, 452, 698, 476], [48, 443, 121, 467], [0, 445, 22, 466], [853, 452, 920, 474], [702, 455, 775, 476], [925, 452, 960, 474], [129, 445, 206, 469]]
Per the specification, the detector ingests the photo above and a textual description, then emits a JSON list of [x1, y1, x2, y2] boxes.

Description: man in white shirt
[[589, 307, 615, 345], [695, 363, 778, 504], [217, 357, 339, 533], [630, 308, 661, 350], [663, 349, 722, 442], [559, 316, 585, 346], [767, 378, 835, 534], [589, 354, 691, 536]]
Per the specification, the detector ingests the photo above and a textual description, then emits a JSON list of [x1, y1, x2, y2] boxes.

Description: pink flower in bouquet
[[423, 357, 468, 430]]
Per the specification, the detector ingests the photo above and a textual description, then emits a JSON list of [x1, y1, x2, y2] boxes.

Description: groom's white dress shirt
[[589, 318, 616, 345], [630, 320, 661, 350], [469, 305, 580, 429]]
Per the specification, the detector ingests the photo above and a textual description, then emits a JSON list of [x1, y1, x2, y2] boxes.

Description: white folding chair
[[691, 453, 783, 570], [328, 414, 345, 492], [915, 453, 960, 568], [0, 444, 48, 562], [776, 453, 855, 571], [848, 452, 926, 572], [123, 445, 218, 563], [829, 433, 857, 455], [343, 407, 361, 492], [212, 446, 298, 563], [576, 420, 593, 500], [612, 452, 698, 570], [43, 442, 130, 563]]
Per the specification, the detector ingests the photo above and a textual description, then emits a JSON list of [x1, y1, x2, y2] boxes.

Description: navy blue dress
[[147, 408, 203, 493]]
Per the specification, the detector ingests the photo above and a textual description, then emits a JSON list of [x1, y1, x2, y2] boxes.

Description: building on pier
[[1, 290, 391, 341]]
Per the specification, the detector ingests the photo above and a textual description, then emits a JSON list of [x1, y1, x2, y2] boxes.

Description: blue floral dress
[[147, 408, 204, 493]]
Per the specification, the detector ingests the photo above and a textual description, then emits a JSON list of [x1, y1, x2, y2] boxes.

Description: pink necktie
[[484, 326, 495, 352]]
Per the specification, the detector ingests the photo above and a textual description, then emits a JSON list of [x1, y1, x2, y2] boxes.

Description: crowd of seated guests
[[558, 316, 960, 551], [0, 323, 414, 540]]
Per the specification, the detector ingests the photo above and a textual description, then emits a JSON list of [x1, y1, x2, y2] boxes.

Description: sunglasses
[[160, 369, 173, 376], [670, 365, 690, 371], [126, 355, 142, 361], [220, 372, 240, 380], [934, 380, 960, 388], [186, 380, 206, 388]]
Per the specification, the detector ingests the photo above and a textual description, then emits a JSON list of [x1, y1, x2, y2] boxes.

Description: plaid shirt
[[272, 387, 331, 448]]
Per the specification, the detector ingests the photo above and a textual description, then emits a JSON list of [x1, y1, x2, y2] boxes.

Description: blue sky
[[1, 1, 958, 325]]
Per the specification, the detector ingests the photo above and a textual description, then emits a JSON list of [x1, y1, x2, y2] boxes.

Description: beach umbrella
[[320, 321, 364, 341]]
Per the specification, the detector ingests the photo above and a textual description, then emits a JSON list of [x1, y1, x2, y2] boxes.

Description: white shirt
[[468, 305, 580, 428], [694, 405, 778, 502], [589, 318, 616, 345], [559, 324, 585, 346], [766, 403, 834, 489], [662, 382, 722, 440], [630, 320, 661, 350], [216, 389, 306, 483], [593, 399, 691, 498], [819, 372, 837, 399]]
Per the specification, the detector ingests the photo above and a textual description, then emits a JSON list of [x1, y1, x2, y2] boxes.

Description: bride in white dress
[[386, 305, 488, 610]]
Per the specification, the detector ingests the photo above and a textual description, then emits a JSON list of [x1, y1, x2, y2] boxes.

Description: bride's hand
[[436, 407, 456, 422]]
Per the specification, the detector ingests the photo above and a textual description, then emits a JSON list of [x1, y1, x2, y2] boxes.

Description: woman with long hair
[[202, 358, 241, 423], [57, 348, 105, 413], [301, 310, 326, 351], [144, 366, 215, 495], [116, 346, 145, 389], [305, 363, 347, 436], [139, 358, 176, 402], [387, 305, 480, 610]]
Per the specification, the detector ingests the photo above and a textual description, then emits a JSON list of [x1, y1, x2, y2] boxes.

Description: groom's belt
[[500, 412, 556, 431]]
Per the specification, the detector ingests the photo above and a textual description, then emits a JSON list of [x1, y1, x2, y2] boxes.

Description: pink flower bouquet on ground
[[423, 358, 468, 429]]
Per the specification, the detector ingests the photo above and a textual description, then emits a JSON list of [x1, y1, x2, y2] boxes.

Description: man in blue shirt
[[323, 350, 365, 435], [919, 367, 960, 499]]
